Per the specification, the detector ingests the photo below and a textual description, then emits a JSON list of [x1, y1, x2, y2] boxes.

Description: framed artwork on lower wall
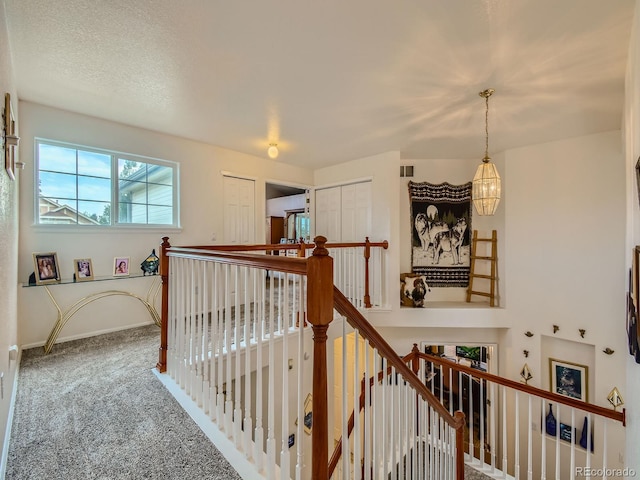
[[549, 358, 588, 402]]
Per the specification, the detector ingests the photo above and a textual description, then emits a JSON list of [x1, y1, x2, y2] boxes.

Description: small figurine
[[140, 249, 160, 275]]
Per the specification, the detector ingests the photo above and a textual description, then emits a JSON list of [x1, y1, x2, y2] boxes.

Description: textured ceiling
[[4, 0, 635, 169]]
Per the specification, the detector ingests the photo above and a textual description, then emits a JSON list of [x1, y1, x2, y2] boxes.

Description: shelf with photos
[[24, 250, 160, 287]]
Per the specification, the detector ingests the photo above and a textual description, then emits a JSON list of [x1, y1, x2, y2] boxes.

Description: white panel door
[[340, 182, 371, 242], [223, 176, 255, 244], [315, 186, 341, 242]]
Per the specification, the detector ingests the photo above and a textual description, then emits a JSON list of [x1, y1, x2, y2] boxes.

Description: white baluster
[[243, 267, 252, 460], [295, 275, 304, 480], [341, 320, 350, 480], [515, 392, 520, 480], [224, 264, 233, 437], [280, 274, 290, 480], [527, 395, 533, 480], [502, 386, 507, 479], [570, 409, 576, 480], [541, 399, 546, 480], [233, 265, 242, 447], [266, 273, 276, 480], [254, 268, 265, 472]]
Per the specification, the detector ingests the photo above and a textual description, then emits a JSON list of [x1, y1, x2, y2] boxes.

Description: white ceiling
[[4, 0, 635, 169]]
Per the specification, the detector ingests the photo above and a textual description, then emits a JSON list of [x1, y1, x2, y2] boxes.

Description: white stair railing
[[412, 347, 626, 480]]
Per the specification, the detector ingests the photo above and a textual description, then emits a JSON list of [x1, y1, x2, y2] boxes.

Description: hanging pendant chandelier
[[472, 88, 501, 216]]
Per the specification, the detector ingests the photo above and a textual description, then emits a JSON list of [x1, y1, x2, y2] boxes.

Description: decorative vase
[[545, 404, 557, 436], [579, 416, 594, 452]]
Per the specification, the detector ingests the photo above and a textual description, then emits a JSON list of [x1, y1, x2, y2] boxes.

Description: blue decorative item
[[579, 416, 594, 452], [545, 404, 557, 436]]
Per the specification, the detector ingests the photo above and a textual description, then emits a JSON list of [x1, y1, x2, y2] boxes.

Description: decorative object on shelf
[[267, 143, 278, 159], [472, 88, 501, 216], [400, 273, 429, 307], [113, 257, 130, 277], [140, 249, 160, 275], [579, 329, 586, 338], [523, 350, 529, 358], [408, 181, 471, 287], [602, 347, 614, 355], [32, 252, 61, 285], [303, 393, 313, 435], [607, 387, 624, 411], [3, 92, 20, 181], [73, 258, 94, 282], [579, 416, 594, 452], [559, 423, 577, 443], [545, 404, 557, 436], [525, 331, 533, 337], [550, 358, 588, 402], [520, 364, 532, 384], [553, 325, 559, 334]]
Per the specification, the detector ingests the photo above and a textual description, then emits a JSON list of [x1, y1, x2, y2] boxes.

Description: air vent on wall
[[400, 166, 414, 177]]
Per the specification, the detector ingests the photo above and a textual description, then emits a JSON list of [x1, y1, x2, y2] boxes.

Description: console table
[[23, 274, 161, 354]]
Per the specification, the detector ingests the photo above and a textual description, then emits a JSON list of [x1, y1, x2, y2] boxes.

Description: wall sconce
[[267, 143, 279, 159], [520, 364, 533, 385], [3, 92, 20, 181], [607, 387, 624, 411]]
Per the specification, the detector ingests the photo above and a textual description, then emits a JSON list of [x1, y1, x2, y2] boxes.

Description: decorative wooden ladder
[[466, 230, 498, 306]]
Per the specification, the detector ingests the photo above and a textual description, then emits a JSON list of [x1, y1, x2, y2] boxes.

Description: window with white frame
[[35, 139, 179, 227]]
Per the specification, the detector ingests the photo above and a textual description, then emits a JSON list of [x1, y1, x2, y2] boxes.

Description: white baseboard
[[0, 347, 22, 480], [21, 320, 156, 350], [152, 369, 266, 480]]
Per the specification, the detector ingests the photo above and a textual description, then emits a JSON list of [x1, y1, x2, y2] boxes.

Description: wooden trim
[[155, 236, 170, 373], [332, 287, 465, 430]]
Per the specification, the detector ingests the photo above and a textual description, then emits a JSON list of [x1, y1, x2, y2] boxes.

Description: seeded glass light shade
[[472, 159, 501, 216]]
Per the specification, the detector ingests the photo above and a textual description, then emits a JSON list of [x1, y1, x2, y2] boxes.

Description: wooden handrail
[[175, 239, 389, 252], [410, 347, 625, 425], [166, 247, 308, 275], [333, 287, 465, 430]]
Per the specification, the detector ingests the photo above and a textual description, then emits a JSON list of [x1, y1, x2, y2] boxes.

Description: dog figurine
[[402, 275, 430, 307]]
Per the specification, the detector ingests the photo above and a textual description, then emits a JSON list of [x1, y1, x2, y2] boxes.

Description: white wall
[[266, 193, 305, 219], [0, 0, 19, 473], [625, 0, 640, 472], [17, 102, 313, 347]]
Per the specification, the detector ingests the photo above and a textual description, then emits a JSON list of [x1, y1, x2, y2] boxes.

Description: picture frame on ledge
[[33, 252, 61, 285], [74, 258, 94, 282], [113, 257, 130, 277], [549, 358, 588, 402]]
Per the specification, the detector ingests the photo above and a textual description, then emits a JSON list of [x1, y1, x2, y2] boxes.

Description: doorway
[[265, 182, 310, 244]]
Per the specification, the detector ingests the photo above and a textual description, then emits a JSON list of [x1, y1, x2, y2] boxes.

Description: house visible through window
[[36, 139, 178, 227]]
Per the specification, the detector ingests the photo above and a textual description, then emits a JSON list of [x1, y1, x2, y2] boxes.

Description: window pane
[[119, 179, 146, 203], [39, 197, 78, 224], [39, 144, 76, 174], [148, 205, 173, 224], [149, 164, 173, 186], [118, 159, 146, 181], [39, 171, 77, 199], [119, 202, 147, 224], [78, 200, 109, 225], [78, 150, 111, 177], [78, 176, 111, 202], [147, 183, 172, 206]]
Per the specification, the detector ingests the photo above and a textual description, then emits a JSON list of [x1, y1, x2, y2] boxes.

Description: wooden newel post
[[455, 411, 465, 480], [363, 237, 372, 308], [156, 236, 171, 373], [307, 236, 334, 479], [410, 343, 420, 375]]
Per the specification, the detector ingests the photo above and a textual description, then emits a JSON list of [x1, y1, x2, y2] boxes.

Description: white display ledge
[[364, 303, 510, 329]]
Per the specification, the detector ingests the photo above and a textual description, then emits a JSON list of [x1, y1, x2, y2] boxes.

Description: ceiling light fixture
[[472, 88, 501, 216], [267, 143, 279, 159]]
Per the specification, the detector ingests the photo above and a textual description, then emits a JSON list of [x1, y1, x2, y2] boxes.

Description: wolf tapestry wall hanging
[[409, 181, 472, 287]]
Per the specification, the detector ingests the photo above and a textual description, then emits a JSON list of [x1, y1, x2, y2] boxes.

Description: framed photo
[[549, 358, 588, 402], [113, 257, 130, 276], [4, 93, 16, 181], [74, 258, 94, 282], [33, 252, 61, 285], [559, 423, 577, 443]]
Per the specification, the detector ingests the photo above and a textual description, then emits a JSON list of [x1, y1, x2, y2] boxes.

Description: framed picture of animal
[[400, 273, 430, 307]]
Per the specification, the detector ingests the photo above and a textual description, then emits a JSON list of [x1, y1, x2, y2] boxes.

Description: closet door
[[223, 176, 255, 244], [341, 181, 371, 242], [315, 186, 341, 242]]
